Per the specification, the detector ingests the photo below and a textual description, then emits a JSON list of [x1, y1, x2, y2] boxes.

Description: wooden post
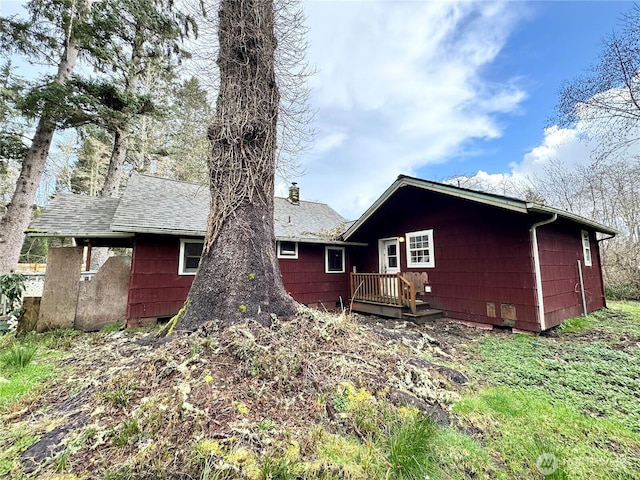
[[85, 241, 92, 273]]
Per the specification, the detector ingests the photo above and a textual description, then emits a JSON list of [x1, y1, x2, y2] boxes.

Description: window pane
[[280, 241, 296, 255], [406, 230, 434, 268], [327, 248, 343, 272], [185, 242, 203, 257], [185, 257, 200, 270]]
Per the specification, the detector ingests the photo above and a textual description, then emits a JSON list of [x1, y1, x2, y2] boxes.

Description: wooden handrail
[[398, 274, 417, 315], [350, 272, 416, 314]]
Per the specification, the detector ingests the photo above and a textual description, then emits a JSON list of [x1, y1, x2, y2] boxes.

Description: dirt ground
[[2, 310, 544, 478]]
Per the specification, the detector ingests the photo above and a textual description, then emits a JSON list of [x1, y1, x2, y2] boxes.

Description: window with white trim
[[325, 246, 345, 273], [277, 241, 298, 259], [581, 230, 592, 267], [179, 239, 204, 275], [405, 229, 435, 268]]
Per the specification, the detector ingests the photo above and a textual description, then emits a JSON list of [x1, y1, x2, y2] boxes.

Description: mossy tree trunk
[[177, 0, 297, 332]]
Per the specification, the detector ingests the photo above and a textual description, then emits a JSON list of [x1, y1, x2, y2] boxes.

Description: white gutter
[[530, 214, 558, 331]]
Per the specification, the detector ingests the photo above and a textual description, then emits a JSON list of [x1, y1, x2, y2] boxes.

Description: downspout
[[530, 214, 558, 331], [596, 232, 616, 308]]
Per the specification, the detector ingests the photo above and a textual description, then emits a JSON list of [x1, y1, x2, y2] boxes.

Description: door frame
[[378, 237, 400, 274]]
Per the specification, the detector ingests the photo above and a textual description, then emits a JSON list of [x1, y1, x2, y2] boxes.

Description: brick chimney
[[288, 182, 300, 205]]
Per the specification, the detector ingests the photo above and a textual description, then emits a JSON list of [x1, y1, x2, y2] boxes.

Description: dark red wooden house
[[30, 174, 614, 332], [343, 175, 616, 332], [30, 174, 357, 324]]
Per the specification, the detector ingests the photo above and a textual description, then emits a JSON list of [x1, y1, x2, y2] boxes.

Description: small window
[[277, 241, 298, 259], [325, 246, 345, 273], [581, 230, 592, 267], [179, 239, 204, 275], [405, 229, 435, 268]]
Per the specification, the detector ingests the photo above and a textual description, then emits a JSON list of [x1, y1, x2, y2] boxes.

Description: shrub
[[0, 273, 26, 317], [605, 282, 640, 301]]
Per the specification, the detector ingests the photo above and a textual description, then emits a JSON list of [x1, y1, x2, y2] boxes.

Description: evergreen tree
[[0, 0, 91, 273]]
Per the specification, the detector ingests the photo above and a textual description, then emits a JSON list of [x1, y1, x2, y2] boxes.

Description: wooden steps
[[351, 298, 444, 323]]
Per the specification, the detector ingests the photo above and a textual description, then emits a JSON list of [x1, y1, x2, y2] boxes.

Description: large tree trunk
[[99, 129, 128, 198], [0, 14, 81, 274], [177, 0, 296, 331], [90, 130, 128, 271]]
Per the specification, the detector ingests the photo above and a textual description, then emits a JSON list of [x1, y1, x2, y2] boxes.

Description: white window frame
[[178, 239, 204, 275], [405, 229, 435, 268], [277, 241, 298, 259], [325, 246, 345, 274], [581, 230, 592, 267]]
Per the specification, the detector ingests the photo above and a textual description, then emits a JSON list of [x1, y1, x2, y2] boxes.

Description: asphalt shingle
[[30, 174, 349, 243], [28, 195, 123, 238]]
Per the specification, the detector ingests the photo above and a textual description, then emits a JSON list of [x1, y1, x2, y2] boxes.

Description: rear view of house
[[29, 174, 356, 329], [28, 173, 614, 332], [344, 175, 615, 332]]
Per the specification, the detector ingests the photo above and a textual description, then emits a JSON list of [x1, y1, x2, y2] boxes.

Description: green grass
[[0, 338, 56, 410], [385, 415, 438, 479], [454, 305, 640, 479], [0, 342, 38, 370], [557, 315, 592, 332], [0, 363, 55, 409], [100, 322, 125, 333], [103, 381, 137, 407], [455, 387, 640, 479], [609, 300, 640, 320], [0, 425, 40, 477]]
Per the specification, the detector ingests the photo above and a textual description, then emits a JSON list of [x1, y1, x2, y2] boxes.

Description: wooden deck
[[350, 272, 443, 322]]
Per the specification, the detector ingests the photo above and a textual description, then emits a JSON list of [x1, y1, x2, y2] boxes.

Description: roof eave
[[111, 226, 207, 237], [526, 204, 618, 235], [26, 231, 133, 238], [343, 176, 528, 240], [277, 236, 367, 246]]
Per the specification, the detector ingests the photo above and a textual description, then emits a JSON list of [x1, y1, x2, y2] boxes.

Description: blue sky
[[1, 0, 633, 219], [291, 1, 632, 218]]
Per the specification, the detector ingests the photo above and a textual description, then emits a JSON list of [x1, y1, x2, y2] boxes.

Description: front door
[[379, 238, 400, 298]]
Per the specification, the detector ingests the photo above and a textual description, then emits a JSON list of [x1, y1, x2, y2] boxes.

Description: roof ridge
[[132, 173, 207, 188], [274, 196, 333, 207], [397, 174, 526, 204]]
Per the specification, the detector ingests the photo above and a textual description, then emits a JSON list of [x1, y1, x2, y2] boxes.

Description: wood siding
[[349, 187, 540, 330], [279, 243, 350, 307], [349, 186, 607, 331], [127, 235, 350, 321], [537, 220, 606, 329], [127, 235, 193, 320]]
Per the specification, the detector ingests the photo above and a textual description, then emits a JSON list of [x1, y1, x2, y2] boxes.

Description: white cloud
[[511, 125, 591, 177], [296, 0, 530, 218], [457, 125, 596, 200], [312, 131, 348, 155]]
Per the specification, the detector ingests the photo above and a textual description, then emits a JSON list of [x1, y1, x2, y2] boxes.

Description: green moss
[[164, 301, 188, 336]]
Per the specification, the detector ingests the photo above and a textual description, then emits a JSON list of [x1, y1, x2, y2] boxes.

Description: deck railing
[[350, 272, 416, 315]]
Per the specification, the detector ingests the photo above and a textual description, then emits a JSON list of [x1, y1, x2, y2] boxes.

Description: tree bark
[[177, 0, 297, 331], [0, 8, 82, 274], [99, 129, 128, 197]]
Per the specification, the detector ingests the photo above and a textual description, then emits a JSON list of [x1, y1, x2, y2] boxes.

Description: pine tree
[[0, 0, 91, 273]]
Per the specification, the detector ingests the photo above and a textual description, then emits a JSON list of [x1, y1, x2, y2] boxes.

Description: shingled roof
[[29, 195, 128, 238], [110, 175, 209, 237], [343, 174, 617, 240], [29, 174, 350, 244]]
